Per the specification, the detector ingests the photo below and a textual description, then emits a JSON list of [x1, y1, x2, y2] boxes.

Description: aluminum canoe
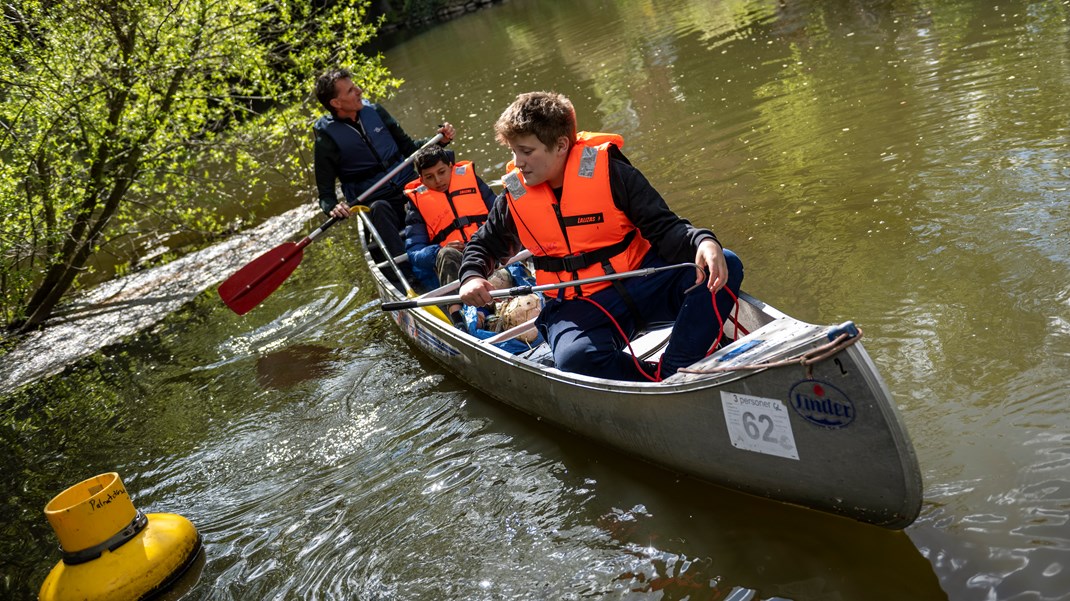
[[364, 245, 923, 529]]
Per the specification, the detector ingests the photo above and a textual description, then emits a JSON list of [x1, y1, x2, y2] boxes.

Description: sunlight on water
[[208, 287, 362, 367], [4, 0, 1070, 599]]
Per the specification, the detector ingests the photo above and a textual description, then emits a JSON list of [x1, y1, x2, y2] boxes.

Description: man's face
[[506, 134, 569, 188], [418, 160, 452, 193], [330, 78, 363, 117]]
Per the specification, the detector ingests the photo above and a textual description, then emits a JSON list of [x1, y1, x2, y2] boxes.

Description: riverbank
[[0, 204, 318, 395], [0, 0, 489, 393], [0, 0, 503, 387], [375, 0, 507, 35]]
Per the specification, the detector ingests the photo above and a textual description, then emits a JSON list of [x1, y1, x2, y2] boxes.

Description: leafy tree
[[0, 0, 401, 332]]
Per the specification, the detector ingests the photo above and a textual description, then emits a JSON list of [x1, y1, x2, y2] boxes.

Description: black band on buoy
[[61, 510, 149, 565]]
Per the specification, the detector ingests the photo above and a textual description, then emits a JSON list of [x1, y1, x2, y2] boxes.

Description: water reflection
[[462, 389, 947, 600], [5, 0, 1070, 599], [254, 345, 336, 390]]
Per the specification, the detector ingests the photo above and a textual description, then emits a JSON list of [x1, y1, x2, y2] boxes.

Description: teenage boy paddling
[[458, 92, 744, 381]]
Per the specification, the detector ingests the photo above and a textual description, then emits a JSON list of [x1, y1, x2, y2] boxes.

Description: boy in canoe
[[401, 145, 496, 291], [458, 91, 743, 381]]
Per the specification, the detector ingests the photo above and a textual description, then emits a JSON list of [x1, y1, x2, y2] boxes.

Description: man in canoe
[[402, 145, 496, 292], [458, 91, 743, 381], [312, 67, 455, 257]]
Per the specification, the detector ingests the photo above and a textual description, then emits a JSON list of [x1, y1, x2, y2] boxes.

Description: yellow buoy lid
[[44, 472, 137, 556]]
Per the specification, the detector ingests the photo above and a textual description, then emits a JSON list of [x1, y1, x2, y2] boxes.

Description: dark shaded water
[[3, 0, 1070, 599]]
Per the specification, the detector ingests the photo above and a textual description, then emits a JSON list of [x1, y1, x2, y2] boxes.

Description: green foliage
[[0, 0, 402, 329]]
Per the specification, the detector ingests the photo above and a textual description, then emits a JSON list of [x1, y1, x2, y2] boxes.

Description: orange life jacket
[[502, 132, 651, 299], [404, 161, 488, 246]]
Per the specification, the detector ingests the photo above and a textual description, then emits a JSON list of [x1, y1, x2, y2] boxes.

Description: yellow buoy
[[39, 472, 202, 601]]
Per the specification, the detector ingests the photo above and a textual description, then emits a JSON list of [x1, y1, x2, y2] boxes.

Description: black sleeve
[[474, 175, 496, 210], [459, 192, 523, 282], [608, 157, 719, 263], [313, 132, 342, 214]]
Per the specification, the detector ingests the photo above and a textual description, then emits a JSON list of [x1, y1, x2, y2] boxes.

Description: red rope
[[576, 296, 662, 383], [575, 282, 742, 382], [705, 285, 741, 357]]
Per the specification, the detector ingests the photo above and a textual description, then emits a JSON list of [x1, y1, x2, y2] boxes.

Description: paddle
[[380, 262, 701, 311], [352, 205, 449, 323], [218, 133, 444, 315]]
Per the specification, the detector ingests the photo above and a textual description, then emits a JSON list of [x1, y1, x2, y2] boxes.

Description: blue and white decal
[[396, 311, 461, 358], [718, 338, 762, 361], [789, 380, 855, 428]]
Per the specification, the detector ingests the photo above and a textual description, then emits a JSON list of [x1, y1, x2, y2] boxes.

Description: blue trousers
[[536, 250, 744, 381]]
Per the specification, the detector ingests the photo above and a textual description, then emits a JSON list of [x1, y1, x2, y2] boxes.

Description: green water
[[3, 0, 1069, 599]]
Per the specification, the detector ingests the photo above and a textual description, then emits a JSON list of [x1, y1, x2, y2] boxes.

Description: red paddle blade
[[218, 242, 304, 315]]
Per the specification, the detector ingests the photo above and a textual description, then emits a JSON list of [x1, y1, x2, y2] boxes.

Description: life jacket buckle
[[559, 253, 590, 273]]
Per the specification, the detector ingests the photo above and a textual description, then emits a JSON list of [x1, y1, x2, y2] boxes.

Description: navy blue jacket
[[314, 102, 435, 214]]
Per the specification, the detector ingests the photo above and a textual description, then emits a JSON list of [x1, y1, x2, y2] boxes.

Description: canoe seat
[[518, 343, 555, 366], [624, 323, 674, 361]]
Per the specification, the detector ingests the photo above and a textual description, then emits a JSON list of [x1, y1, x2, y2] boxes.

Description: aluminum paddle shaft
[[380, 262, 702, 311]]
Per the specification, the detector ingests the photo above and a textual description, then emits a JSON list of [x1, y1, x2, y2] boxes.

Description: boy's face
[[418, 160, 453, 193], [507, 134, 569, 188]]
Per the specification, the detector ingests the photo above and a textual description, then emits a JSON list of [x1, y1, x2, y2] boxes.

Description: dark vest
[[314, 102, 416, 202]]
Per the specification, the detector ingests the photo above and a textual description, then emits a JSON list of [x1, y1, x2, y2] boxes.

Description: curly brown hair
[[494, 92, 576, 150]]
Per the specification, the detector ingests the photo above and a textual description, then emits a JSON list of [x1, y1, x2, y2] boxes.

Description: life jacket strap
[[429, 215, 488, 246], [603, 260, 647, 332], [531, 230, 636, 274]]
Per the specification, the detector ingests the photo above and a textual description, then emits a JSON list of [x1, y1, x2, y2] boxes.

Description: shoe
[[449, 305, 466, 331]]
